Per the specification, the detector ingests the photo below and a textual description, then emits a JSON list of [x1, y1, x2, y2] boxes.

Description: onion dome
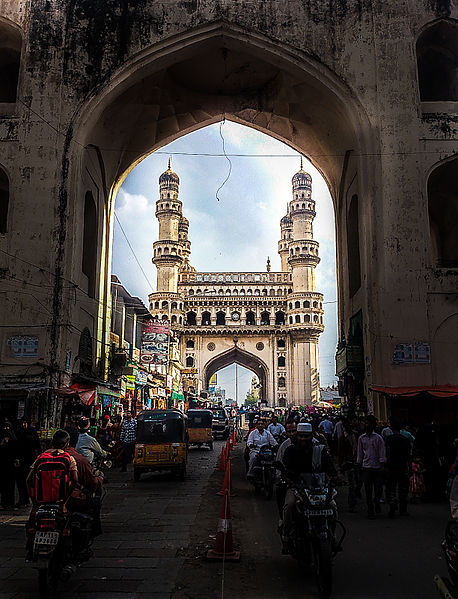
[[292, 156, 312, 191], [159, 157, 179, 186], [280, 215, 292, 227]]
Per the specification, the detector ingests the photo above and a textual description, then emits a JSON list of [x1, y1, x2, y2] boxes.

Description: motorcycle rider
[[281, 422, 337, 553], [76, 417, 107, 465], [246, 418, 278, 479], [276, 419, 298, 518], [267, 415, 286, 442]]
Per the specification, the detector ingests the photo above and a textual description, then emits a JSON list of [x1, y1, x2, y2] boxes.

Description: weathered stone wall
[[0, 1, 457, 419]]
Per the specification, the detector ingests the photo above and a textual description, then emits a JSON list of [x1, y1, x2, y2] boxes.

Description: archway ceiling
[[204, 346, 267, 390], [85, 35, 359, 202]]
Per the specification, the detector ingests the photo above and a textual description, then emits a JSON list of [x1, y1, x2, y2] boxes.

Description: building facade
[[0, 2, 456, 424], [148, 162, 324, 407]]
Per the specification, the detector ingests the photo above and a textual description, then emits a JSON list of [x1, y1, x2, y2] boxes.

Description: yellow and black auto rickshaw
[[187, 409, 213, 451], [133, 410, 188, 481]]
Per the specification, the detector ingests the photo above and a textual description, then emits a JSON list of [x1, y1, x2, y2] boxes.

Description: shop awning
[[54, 384, 96, 405], [171, 391, 185, 401], [370, 385, 458, 398], [97, 385, 121, 398]]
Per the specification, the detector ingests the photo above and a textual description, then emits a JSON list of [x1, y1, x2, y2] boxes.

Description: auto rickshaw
[[187, 409, 213, 451], [133, 410, 188, 481]]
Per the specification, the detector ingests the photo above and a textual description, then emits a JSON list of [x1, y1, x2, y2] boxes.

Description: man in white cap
[[281, 422, 337, 552]]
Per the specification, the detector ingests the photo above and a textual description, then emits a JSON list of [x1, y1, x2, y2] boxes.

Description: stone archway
[[203, 346, 268, 403], [66, 20, 373, 380]]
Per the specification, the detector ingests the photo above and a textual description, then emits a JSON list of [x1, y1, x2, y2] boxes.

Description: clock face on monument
[[231, 312, 240, 322]]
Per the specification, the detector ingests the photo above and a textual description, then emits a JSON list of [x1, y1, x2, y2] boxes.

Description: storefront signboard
[[7, 336, 38, 358], [140, 321, 169, 365]]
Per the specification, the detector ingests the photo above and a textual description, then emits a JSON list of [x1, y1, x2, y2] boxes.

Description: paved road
[[0, 441, 222, 599], [173, 444, 451, 599]]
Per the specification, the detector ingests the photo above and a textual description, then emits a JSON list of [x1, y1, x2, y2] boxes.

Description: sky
[[112, 121, 338, 400]]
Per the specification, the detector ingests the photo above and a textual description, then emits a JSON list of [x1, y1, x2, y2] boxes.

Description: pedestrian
[[356, 415, 386, 519], [76, 417, 107, 464], [409, 455, 426, 503], [338, 418, 358, 512], [120, 411, 137, 472], [0, 426, 20, 510], [318, 414, 334, 446], [14, 418, 41, 507], [385, 420, 411, 517]]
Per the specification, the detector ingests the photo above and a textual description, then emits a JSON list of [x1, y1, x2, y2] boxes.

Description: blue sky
[[112, 121, 338, 399]]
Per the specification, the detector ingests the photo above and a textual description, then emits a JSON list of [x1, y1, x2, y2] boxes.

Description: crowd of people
[[244, 408, 458, 521], [0, 412, 139, 511]]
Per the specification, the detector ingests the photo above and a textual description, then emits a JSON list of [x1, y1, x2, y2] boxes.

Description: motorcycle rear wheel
[[315, 538, 333, 599], [263, 469, 273, 500], [38, 565, 58, 599]]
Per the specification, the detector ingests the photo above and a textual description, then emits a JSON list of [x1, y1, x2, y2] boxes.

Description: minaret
[[285, 158, 324, 406], [152, 159, 184, 292], [278, 210, 292, 272]]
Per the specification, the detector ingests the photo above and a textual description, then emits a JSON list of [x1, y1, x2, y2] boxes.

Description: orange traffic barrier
[[231, 429, 237, 446], [217, 457, 235, 497], [206, 490, 240, 561], [217, 445, 226, 471]]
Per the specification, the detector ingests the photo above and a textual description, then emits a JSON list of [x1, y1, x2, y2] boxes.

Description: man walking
[[120, 411, 137, 473], [385, 420, 411, 517], [357, 415, 386, 519]]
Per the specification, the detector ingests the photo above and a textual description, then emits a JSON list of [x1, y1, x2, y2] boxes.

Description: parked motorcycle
[[250, 444, 276, 499], [277, 467, 346, 599]]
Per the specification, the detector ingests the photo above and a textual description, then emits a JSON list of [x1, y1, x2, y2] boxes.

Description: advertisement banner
[[140, 321, 169, 366]]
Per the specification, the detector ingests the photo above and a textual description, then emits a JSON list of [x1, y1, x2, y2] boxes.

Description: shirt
[[319, 419, 334, 435], [267, 422, 286, 437], [277, 437, 292, 465], [247, 428, 277, 452], [385, 433, 410, 470], [66, 446, 103, 493], [120, 419, 137, 443], [283, 443, 337, 478], [356, 432, 386, 469], [76, 432, 107, 464]]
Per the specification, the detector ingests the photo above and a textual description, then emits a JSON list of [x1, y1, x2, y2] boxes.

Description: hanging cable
[[215, 118, 233, 202], [114, 211, 154, 292]]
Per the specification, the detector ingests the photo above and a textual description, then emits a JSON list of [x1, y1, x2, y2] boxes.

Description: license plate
[[34, 531, 59, 546], [304, 509, 334, 517]]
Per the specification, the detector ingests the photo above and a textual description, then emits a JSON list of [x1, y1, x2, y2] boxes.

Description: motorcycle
[[92, 441, 115, 478], [435, 520, 458, 598], [277, 466, 346, 599], [250, 444, 276, 499], [27, 488, 106, 599]]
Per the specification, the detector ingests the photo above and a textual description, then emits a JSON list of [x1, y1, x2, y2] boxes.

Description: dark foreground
[[0, 440, 449, 599]]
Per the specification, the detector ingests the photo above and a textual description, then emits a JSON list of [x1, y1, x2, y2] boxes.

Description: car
[[211, 407, 230, 439]]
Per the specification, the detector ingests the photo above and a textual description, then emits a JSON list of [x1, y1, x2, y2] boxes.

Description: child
[[410, 455, 426, 503]]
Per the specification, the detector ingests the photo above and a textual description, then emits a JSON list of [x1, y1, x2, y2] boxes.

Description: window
[[275, 311, 285, 325], [428, 157, 458, 267], [295, 301, 300, 309], [216, 311, 225, 325], [417, 20, 458, 101], [246, 311, 255, 325], [0, 22, 21, 103], [261, 311, 270, 325], [186, 311, 197, 325], [226, 275, 231, 281], [295, 315, 300, 323], [78, 327, 93, 375], [254, 289, 260, 296], [255, 274, 260, 282], [289, 302, 293, 309], [278, 356, 286, 368], [0, 167, 8, 233], [304, 300, 310, 308], [186, 356, 194, 367], [201, 311, 211, 325], [218, 274, 223, 281], [226, 289, 231, 295], [313, 301, 318, 308], [289, 316, 293, 324], [171, 302, 177, 310], [154, 301, 159, 309], [278, 376, 286, 388], [197, 275, 202, 281], [82, 191, 97, 298], [240, 289, 245, 295], [277, 339, 286, 348], [171, 315, 177, 323], [186, 339, 195, 349], [305, 314, 310, 322], [162, 301, 168, 309], [347, 194, 361, 297]]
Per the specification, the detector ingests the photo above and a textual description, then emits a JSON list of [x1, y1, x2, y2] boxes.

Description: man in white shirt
[[267, 415, 286, 441], [247, 419, 277, 478]]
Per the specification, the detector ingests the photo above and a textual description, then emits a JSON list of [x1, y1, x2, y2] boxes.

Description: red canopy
[[370, 385, 458, 398], [54, 384, 96, 405]]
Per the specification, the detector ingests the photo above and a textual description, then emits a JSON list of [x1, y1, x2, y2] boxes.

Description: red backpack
[[32, 449, 72, 503]]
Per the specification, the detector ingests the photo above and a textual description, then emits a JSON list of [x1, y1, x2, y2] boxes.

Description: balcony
[[335, 345, 363, 376]]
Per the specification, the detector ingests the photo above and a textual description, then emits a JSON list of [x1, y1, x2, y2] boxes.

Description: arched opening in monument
[[428, 156, 458, 268], [347, 194, 361, 297], [203, 346, 268, 403], [72, 23, 371, 395], [82, 191, 97, 299], [417, 20, 458, 102], [0, 20, 21, 104]]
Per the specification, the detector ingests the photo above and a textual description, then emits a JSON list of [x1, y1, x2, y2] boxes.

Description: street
[[0, 440, 450, 599]]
